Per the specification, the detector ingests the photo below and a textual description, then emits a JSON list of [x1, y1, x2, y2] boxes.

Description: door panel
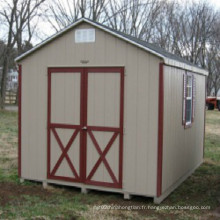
[[51, 72, 81, 125], [87, 73, 120, 127], [85, 68, 123, 188], [48, 69, 82, 182]]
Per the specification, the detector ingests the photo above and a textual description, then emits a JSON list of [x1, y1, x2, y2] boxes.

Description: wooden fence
[[5, 90, 17, 105]]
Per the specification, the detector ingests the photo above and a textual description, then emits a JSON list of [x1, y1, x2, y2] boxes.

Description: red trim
[[182, 73, 186, 125], [157, 63, 164, 197], [48, 67, 84, 73], [203, 76, 207, 158], [49, 123, 81, 129], [79, 68, 84, 182], [81, 68, 88, 182], [47, 69, 51, 178], [119, 68, 124, 188], [48, 175, 81, 182], [18, 65, 22, 177], [191, 75, 194, 123], [47, 67, 124, 189], [87, 126, 120, 132]]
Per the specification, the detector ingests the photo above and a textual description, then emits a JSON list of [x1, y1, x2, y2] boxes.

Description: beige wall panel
[[147, 55, 159, 194], [21, 59, 45, 180], [20, 22, 161, 195], [123, 46, 138, 193], [162, 66, 205, 193], [51, 73, 80, 125], [123, 47, 159, 196]]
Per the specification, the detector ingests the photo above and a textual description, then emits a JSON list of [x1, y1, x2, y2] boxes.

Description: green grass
[[1, 194, 88, 219], [0, 110, 18, 134], [0, 109, 219, 219], [206, 110, 220, 125], [205, 134, 220, 162]]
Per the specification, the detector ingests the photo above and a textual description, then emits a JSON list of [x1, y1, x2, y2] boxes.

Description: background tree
[[0, 0, 219, 103], [44, 0, 108, 32], [0, 0, 45, 109]]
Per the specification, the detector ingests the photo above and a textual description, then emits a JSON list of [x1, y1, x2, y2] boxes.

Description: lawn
[[0, 109, 219, 219]]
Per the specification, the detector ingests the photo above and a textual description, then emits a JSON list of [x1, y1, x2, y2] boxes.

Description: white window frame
[[185, 74, 193, 126], [183, 72, 195, 128]]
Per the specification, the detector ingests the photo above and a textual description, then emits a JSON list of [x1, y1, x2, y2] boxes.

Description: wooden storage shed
[[15, 18, 208, 203]]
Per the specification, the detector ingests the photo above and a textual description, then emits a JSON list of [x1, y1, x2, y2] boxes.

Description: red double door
[[47, 67, 124, 188]]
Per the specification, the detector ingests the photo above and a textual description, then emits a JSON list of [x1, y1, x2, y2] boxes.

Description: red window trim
[[183, 72, 195, 129]]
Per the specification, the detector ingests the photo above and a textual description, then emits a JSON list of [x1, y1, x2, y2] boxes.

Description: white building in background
[[0, 67, 18, 91], [6, 69, 18, 91]]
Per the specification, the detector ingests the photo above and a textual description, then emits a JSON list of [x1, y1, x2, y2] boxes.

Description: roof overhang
[[15, 18, 208, 76]]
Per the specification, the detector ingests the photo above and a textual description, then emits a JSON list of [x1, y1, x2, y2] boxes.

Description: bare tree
[[207, 51, 220, 96], [206, 14, 220, 95], [103, 0, 162, 40], [45, 0, 108, 32], [160, 0, 218, 66], [0, 0, 45, 109], [1, 0, 217, 99]]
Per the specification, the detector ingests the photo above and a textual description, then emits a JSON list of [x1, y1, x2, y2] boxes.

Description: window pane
[[187, 76, 192, 87], [186, 99, 192, 123], [186, 87, 192, 97], [186, 75, 192, 97]]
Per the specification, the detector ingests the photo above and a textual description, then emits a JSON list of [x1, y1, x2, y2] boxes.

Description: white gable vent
[[75, 28, 95, 43]]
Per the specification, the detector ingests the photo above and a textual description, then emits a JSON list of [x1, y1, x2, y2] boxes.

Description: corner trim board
[[157, 62, 164, 197], [18, 64, 22, 177], [203, 76, 207, 158], [154, 162, 202, 204]]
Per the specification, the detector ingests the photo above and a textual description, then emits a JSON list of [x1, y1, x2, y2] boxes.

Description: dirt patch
[[0, 182, 52, 206]]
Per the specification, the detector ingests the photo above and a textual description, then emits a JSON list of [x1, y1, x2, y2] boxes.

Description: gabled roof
[[15, 18, 208, 76]]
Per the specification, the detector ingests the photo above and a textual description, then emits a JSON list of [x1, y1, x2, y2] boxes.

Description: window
[[186, 75, 192, 124], [183, 72, 195, 128]]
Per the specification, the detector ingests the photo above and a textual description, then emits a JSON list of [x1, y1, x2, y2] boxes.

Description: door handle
[[82, 126, 87, 130]]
